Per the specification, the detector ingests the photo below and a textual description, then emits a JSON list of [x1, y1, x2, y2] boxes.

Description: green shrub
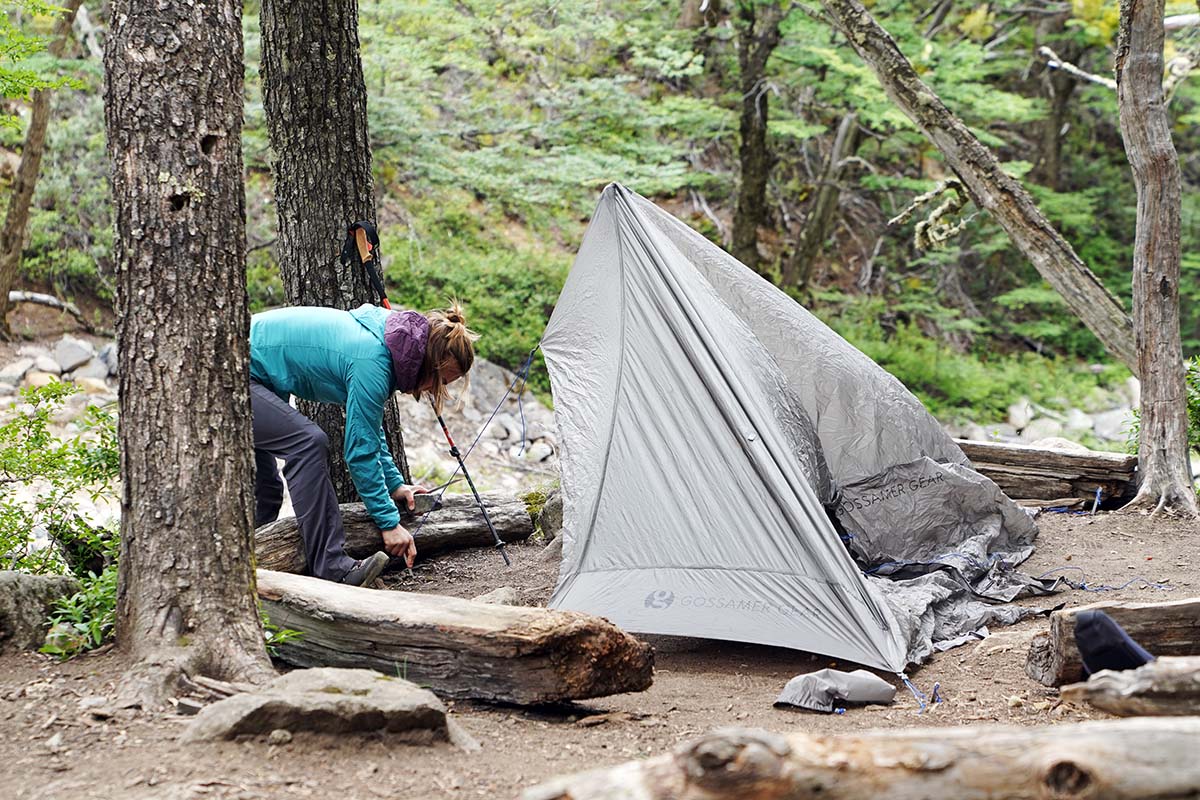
[[0, 383, 119, 574], [40, 562, 117, 658]]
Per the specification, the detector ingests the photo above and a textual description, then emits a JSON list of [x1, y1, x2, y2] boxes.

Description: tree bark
[[525, 720, 1200, 800], [783, 112, 858, 289], [254, 492, 534, 573], [1024, 597, 1200, 686], [0, 0, 83, 340], [818, 0, 1139, 375], [257, 570, 655, 705], [260, 0, 410, 496], [731, 1, 785, 274], [1115, 0, 1200, 517], [1062, 656, 1200, 716], [106, 0, 273, 705]]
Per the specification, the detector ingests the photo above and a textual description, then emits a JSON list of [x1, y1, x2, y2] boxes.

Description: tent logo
[[644, 590, 675, 609]]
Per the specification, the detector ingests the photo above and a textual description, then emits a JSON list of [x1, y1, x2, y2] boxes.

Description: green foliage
[[816, 294, 1132, 421], [40, 561, 117, 658], [261, 606, 303, 658], [0, 383, 119, 574], [0, 0, 77, 128], [1126, 357, 1200, 459]]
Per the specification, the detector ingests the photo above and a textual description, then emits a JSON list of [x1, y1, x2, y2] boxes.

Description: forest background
[[6, 0, 1200, 434]]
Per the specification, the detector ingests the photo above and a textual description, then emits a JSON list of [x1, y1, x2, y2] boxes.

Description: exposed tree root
[[1120, 483, 1199, 519], [116, 644, 276, 710]]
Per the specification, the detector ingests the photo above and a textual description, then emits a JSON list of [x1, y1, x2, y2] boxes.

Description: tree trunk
[[1032, 13, 1079, 191], [0, 0, 83, 340], [1115, 0, 1199, 517], [260, 0, 410, 496], [1062, 656, 1200, 716], [1024, 597, 1200, 686], [783, 112, 857, 289], [818, 0, 1139, 376], [525, 720, 1200, 800], [257, 570, 655, 705], [105, 0, 273, 705], [731, 1, 785, 274], [254, 492, 534, 573]]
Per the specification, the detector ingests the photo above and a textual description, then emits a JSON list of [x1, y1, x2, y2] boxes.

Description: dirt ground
[[2, 510, 1197, 800]]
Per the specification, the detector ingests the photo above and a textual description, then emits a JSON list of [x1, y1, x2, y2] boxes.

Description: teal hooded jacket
[[250, 304, 407, 531]]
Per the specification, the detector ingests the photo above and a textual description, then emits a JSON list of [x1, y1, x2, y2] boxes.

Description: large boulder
[[0, 571, 79, 654], [181, 667, 477, 748], [53, 336, 95, 373]]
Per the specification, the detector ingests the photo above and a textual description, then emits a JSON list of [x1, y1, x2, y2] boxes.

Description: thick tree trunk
[[105, 0, 273, 705], [525, 720, 1200, 800], [1115, 0, 1199, 517], [783, 112, 857, 289], [1062, 656, 1200, 716], [1024, 597, 1200, 686], [0, 0, 83, 340], [257, 570, 655, 705], [819, 0, 1139, 375], [731, 1, 784, 274], [254, 492, 534, 573], [260, 0, 410, 496]]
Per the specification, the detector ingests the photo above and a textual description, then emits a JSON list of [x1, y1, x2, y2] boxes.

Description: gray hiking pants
[[250, 381, 355, 582]]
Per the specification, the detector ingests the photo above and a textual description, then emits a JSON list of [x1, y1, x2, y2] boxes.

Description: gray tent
[[542, 184, 1040, 672]]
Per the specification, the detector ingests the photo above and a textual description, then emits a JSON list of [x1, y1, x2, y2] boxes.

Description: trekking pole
[[343, 220, 510, 567], [432, 400, 511, 566]]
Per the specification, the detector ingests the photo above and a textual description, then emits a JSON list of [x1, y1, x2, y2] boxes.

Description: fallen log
[[1025, 597, 1200, 686], [256, 570, 653, 705], [524, 720, 1200, 800], [1061, 657, 1200, 716], [954, 438, 1137, 502], [254, 491, 533, 573]]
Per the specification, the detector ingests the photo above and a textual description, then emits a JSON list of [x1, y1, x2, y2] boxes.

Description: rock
[[961, 424, 988, 442], [1029, 437, 1091, 454], [23, 371, 60, 389], [34, 356, 61, 375], [537, 490, 563, 542], [985, 423, 1019, 442], [1064, 408, 1092, 433], [491, 413, 518, 441], [1019, 417, 1063, 443], [71, 358, 111, 381], [1124, 377, 1141, 410], [73, 377, 111, 396], [524, 441, 554, 462], [471, 586, 522, 606], [1007, 398, 1034, 430], [97, 343, 118, 377], [0, 572, 80, 654], [267, 728, 292, 745], [54, 336, 95, 373], [1093, 408, 1135, 442], [181, 667, 477, 750], [0, 358, 35, 387], [525, 420, 553, 443]]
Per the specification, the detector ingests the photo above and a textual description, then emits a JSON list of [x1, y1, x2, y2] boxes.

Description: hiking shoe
[[340, 551, 390, 587]]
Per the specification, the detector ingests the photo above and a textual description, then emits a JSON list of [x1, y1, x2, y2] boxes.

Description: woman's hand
[[391, 483, 430, 511], [381, 525, 417, 567]]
